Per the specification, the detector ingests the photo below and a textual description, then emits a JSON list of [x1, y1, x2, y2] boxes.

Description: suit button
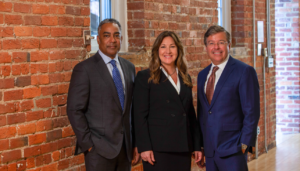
[[171, 114, 175, 117], [166, 100, 170, 103], [120, 131, 124, 134], [209, 111, 212, 114], [183, 113, 186, 116]]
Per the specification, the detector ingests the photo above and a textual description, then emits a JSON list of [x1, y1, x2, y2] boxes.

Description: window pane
[[101, 0, 111, 21], [90, 0, 100, 37], [90, 0, 111, 37], [218, 8, 222, 26], [218, 0, 222, 26]]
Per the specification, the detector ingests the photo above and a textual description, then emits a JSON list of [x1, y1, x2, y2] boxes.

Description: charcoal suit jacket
[[67, 52, 136, 161]]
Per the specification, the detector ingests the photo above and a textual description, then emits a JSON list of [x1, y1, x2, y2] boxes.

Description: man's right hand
[[141, 150, 155, 165]]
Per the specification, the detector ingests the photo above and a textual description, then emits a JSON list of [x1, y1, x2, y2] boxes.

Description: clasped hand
[[141, 150, 155, 165]]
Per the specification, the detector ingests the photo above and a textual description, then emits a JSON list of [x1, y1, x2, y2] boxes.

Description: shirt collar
[[211, 54, 230, 71], [98, 50, 119, 65]]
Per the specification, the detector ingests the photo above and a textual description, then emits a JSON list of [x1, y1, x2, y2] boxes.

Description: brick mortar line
[[0, 13, 90, 17], [0, 139, 77, 161]]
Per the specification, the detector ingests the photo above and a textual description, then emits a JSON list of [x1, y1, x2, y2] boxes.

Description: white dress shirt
[[160, 67, 181, 94], [204, 55, 230, 92], [98, 50, 126, 93]]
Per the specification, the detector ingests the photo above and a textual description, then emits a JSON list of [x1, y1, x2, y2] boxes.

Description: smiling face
[[158, 36, 178, 67], [205, 32, 231, 65], [97, 23, 122, 59]]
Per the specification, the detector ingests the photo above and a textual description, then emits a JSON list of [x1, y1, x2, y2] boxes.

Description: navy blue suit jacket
[[197, 56, 260, 158]]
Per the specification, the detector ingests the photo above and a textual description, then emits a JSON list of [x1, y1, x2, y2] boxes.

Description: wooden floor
[[248, 133, 300, 171]]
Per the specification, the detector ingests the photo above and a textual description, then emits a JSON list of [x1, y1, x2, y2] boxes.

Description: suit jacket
[[134, 69, 201, 153], [67, 52, 136, 161], [197, 56, 260, 158]]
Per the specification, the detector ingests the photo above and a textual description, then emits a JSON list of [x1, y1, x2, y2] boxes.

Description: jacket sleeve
[[188, 98, 202, 151], [239, 66, 260, 148], [133, 71, 152, 153], [67, 63, 93, 153], [197, 82, 204, 149], [131, 67, 137, 148]]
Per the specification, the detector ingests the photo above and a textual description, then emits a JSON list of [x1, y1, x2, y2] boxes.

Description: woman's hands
[[193, 151, 202, 163], [195, 149, 205, 168], [141, 150, 155, 165]]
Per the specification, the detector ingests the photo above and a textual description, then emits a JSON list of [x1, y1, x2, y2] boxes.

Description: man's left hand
[[242, 143, 248, 154], [131, 147, 140, 166]]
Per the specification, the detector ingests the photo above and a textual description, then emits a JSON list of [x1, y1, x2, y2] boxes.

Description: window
[[90, 0, 128, 53], [218, 0, 222, 26], [218, 0, 231, 34]]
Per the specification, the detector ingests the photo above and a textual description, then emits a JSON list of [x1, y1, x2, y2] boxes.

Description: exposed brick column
[[275, 1, 300, 135]]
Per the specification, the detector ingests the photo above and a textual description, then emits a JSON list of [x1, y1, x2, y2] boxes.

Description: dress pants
[[142, 151, 191, 171], [206, 150, 248, 171], [84, 142, 130, 171]]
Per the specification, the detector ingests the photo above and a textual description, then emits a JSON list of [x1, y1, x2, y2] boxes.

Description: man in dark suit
[[67, 18, 140, 171], [197, 25, 260, 171]]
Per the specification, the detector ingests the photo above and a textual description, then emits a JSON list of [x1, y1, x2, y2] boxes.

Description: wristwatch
[[241, 143, 247, 150]]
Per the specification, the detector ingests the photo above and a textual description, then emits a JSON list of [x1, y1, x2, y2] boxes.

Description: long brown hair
[[148, 31, 192, 87]]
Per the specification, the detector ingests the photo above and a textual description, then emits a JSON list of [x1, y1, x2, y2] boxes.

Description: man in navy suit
[[197, 25, 260, 171]]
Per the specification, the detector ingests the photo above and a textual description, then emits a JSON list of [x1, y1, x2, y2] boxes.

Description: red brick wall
[[275, 0, 300, 135], [127, 0, 218, 97], [0, 0, 89, 170]]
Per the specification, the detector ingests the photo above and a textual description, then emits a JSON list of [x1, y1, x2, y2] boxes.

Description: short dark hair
[[98, 18, 122, 35], [204, 25, 230, 46]]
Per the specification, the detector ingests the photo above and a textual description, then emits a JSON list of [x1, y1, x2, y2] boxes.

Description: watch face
[[241, 143, 247, 149]]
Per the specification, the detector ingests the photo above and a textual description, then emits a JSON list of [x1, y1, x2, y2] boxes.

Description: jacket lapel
[[119, 57, 130, 115], [94, 53, 122, 111], [201, 64, 212, 107], [209, 56, 236, 110], [178, 75, 187, 101], [160, 71, 186, 112]]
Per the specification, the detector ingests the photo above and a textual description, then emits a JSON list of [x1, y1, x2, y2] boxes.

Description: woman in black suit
[[133, 31, 202, 171]]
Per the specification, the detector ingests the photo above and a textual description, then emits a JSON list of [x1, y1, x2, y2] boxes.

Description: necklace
[[161, 65, 176, 76], [169, 69, 176, 76]]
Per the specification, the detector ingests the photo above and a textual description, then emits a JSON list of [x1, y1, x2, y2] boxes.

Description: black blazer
[[133, 69, 201, 153], [67, 52, 136, 161]]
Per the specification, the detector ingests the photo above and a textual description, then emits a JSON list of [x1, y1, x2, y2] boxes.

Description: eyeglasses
[[207, 41, 228, 47]]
